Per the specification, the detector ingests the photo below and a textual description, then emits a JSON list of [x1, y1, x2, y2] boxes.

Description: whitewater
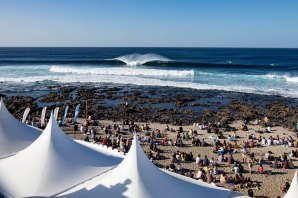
[[49, 66, 194, 77]]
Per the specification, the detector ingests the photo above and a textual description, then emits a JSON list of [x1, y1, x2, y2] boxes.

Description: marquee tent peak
[[0, 99, 41, 158], [0, 110, 123, 197]]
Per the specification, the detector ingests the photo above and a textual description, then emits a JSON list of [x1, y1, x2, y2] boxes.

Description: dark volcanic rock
[[5, 96, 37, 118], [265, 103, 298, 128], [3, 84, 298, 129]]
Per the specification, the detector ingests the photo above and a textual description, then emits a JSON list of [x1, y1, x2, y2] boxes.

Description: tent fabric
[[0, 114, 123, 198], [284, 171, 298, 198], [60, 134, 245, 198], [0, 99, 41, 158]]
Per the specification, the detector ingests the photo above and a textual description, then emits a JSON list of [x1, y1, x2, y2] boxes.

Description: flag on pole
[[54, 107, 59, 121], [40, 107, 47, 127], [62, 106, 69, 125], [22, 108, 30, 123], [74, 104, 80, 123]]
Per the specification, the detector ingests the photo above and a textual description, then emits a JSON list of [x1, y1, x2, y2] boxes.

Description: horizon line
[[0, 46, 298, 49]]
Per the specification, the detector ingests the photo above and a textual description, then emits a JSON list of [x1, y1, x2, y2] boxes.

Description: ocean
[[0, 47, 298, 98]]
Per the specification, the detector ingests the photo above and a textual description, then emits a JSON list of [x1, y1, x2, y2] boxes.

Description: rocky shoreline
[[1, 83, 298, 130]]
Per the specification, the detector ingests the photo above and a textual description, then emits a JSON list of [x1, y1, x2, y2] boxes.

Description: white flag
[[54, 107, 59, 121], [22, 108, 30, 123], [40, 107, 47, 126]]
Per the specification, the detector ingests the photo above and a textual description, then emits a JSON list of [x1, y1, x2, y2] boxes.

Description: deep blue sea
[[0, 47, 298, 98]]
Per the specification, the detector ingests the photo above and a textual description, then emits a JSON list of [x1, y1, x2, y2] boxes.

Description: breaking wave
[[112, 53, 171, 66]]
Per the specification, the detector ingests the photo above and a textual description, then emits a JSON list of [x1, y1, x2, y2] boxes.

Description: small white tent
[[60, 134, 243, 198], [0, 99, 41, 158], [284, 171, 298, 198], [0, 113, 123, 197]]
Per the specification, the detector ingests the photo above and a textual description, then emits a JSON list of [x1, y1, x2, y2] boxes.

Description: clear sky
[[0, 0, 297, 48]]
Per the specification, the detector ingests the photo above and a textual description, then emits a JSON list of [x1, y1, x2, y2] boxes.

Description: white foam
[[49, 66, 194, 77], [265, 74, 298, 83], [1, 73, 298, 98], [285, 76, 298, 83], [112, 53, 171, 66]]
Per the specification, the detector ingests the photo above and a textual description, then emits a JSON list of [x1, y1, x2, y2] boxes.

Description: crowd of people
[[24, 115, 298, 197]]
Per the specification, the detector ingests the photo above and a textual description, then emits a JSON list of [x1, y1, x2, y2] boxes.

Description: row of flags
[[22, 104, 81, 125]]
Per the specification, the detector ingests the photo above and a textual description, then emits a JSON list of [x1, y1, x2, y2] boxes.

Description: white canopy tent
[[0, 113, 123, 197], [284, 171, 298, 198], [60, 134, 244, 198], [0, 99, 41, 158]]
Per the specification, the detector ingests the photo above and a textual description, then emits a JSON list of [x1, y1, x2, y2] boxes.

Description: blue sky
[[0, 0, 297, 47]]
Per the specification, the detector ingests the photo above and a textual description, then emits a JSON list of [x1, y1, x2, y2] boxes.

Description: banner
[[22, 108, 30, 123], [62, 106, 69, 125], [54, 107, 59, 121], [40, 107, 47, 127], [73, 104, 80, 123]]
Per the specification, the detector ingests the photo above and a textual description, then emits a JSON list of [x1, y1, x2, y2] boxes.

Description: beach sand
[[64, 119, 298, 198]]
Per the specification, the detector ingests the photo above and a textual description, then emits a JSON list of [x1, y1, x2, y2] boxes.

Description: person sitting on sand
[[228, 153, 234, 164], [288, 138, 293, 147], [201, 139, 207, 147], [196, 154, 201, 166], [258, 164, 264, 174], [240, 124, 248, 131], [169, 163, 176, 172], [206, 171, 214, 184], [282, 153, 288, 161], [261, 137, 266, 146], [210, 157, 218, 167], [220, 173, 227, 184], [247, 189, 254, 197], [288, 159, 294, 169], [281, 181, 290, 193], [232, 162, 240, 174], [212, 166, 218, 175], [196, 168, 204, 180], [272, 159, 279, 169], [254, 119, 259, 125], [213, 144, 219, 152], [264, 151, 272, 161], [198, 123, 206, 130], [84, 135, 89, 142], [177, 163, 183, 174], [233, 173, 241, 184], [188, 129, 194, 138], [265, 126, 272, 133], [176, 138, 183, 147], [202, 155, 209, 166]]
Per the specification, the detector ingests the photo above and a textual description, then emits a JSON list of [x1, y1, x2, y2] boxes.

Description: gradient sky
[[0, 0, 298, 47]]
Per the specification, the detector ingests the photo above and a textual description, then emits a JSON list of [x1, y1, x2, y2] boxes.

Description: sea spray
[[112, 53, 171, 66]]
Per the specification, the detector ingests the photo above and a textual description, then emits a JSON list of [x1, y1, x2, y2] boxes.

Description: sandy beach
[[63, 118, 298, 198]]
